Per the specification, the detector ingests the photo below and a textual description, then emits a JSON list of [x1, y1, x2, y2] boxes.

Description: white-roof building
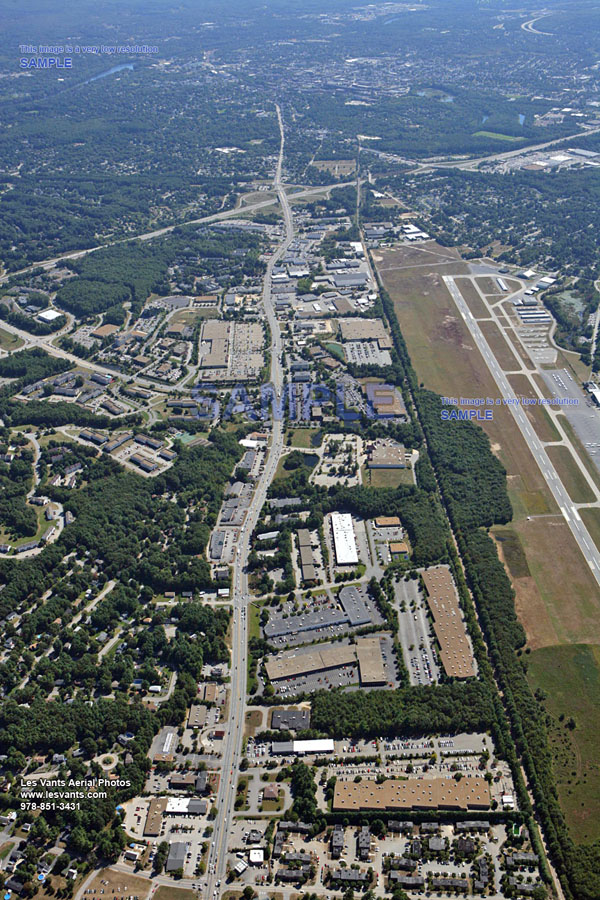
[[331, 512, 359, 566], [38, 308, 62, 322], [249, 848, 265, 864], [293, 739, 335, 755]]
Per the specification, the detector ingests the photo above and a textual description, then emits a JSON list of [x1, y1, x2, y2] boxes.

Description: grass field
[[287, 427, 321, 448], [479, 319, 520, 371], [454, 278, 489, 318], [504, 328, 537, 370], [245, 709, 263, 737], [378, 249, 554, 518], [490, 526, 531, 578], [0, 327, 24, 350], [473, 131, 525, 141], [546, 445, 596, 503], [507, 374, 561, 442], [528, 643, 600, 843], [474, 276, 502, 295], [581, 508, 600, 552], [364, 465, 414, 487], [155, 887, 197, 900], [555, 413, 600, 494], [515, 516, 600, 648]]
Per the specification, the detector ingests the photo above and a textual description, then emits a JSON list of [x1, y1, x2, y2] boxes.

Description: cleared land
[[314, 159, 356, 175], [86, 868, 151, 900], [528, 643, 600, 844], [473, 131, 525, 141], [154, 887, 197, 900], [546, 445, 596, 503], [507, 374, 561, 442]]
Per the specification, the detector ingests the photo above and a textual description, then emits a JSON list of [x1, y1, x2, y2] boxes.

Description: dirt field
[[507, 375, 561, 442], [479, 320, 520, 371], [528, 643, 600, 844], [546, 445, 596, 503], [86, 867, 151, 900], [454, 278, 489, 318]]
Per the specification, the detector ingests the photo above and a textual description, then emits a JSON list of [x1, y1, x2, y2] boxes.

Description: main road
[[204, 103, 293, 900], [444, 275, 600, 588]]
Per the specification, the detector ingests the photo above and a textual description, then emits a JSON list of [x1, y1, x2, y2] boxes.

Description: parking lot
[[394, 578, 440, 684]]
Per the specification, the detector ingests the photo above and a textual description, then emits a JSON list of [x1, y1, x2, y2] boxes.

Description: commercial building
[[265, 644, 356, 682], [422, 566, 476, 679], [333, 776, 491, 812], [339, 317, 392, 347], [331, 512, 359, 566], [187, 704, 208, 729], [271, 708, 311, 731], [367, 441, 412, 468], [144, 798, 167, 837], [356, 635, 387, 686], [166, 842, 187, 873], [338, 585, 371, 627]]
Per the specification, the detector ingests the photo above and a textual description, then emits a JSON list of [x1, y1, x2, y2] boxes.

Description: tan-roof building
[[356, 636, 387, 686], [144, 798, 167, 836], [188, 704, 208, 729], [374, 516, 402, 528], [422, 566, 475, 679], [91, 323, 119, 339], [265, 645, 356, 682], [333, 776, 490, 812]]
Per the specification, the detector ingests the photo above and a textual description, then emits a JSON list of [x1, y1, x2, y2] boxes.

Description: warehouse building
[[333, 775, 491, 812], [331, 512, 359, 566], [297, 529, 317, 583], [422, 566, 476, 679], [338, 585, 371, 627]]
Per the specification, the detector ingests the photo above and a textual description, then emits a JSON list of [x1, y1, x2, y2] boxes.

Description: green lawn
[[527, 643, 600, 843]]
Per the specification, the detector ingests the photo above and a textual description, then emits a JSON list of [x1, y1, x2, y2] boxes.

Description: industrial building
[[338, 585, 372, 627], [333, 775, 491, 812], [297, 529, 317, 583], [331, 512, 359, 566], [422, 566, 476, 679], [265, 635, 387, 686]]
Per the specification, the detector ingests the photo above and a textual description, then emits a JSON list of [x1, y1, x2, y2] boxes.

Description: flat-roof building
[[422, 566, 476, 679], [333, 776, 491, 812], [331, 512, 359, 566]]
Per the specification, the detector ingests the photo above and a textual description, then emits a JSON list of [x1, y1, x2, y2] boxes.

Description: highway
[[444, 275, 600, 588], [204, 103, 293, 900]]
